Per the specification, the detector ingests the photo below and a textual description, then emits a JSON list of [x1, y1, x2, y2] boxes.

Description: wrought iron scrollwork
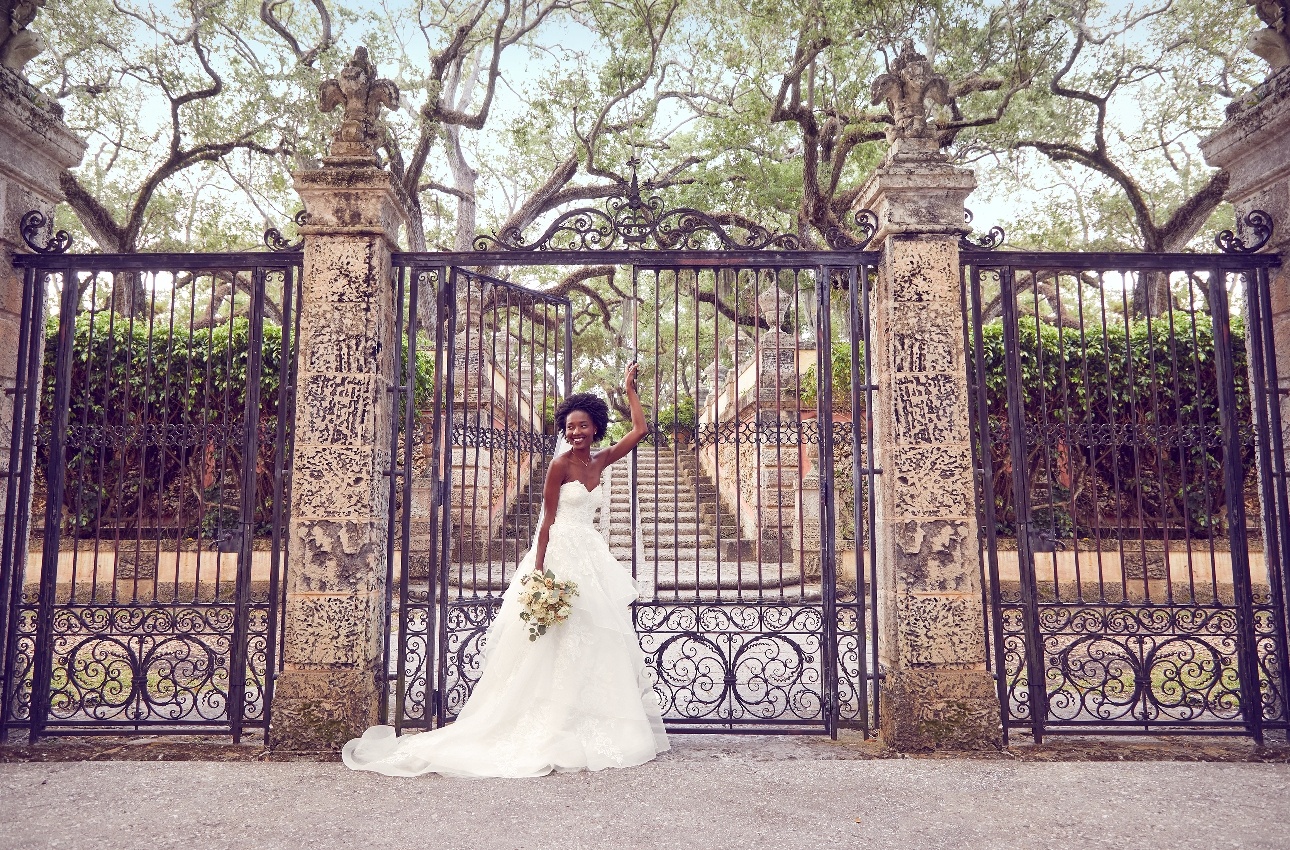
[[1215, 209, 1273, 254], [263, 210, 308, 252], [960, 208, 1005, 250], [19, 210, 72, 254], [854, 209, 879, 248], [474, 159, 803, 252]]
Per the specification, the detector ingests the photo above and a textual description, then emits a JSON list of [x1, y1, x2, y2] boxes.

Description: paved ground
[[2, 735, 1289, 850]]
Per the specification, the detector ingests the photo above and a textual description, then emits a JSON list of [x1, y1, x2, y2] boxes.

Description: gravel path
[[2, 735, 1288, 850]]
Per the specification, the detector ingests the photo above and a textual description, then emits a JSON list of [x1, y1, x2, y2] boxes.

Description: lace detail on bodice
[[551, 480, 602, 528]]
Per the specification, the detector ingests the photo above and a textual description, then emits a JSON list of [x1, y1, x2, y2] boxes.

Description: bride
[[342, 362, 669, 777]]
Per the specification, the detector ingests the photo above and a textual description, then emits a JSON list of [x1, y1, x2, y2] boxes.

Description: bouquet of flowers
[[518, 569, 579, 641]]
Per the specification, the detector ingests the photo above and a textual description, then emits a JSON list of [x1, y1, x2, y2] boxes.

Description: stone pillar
[[0, 68, 84, 520], [1201, 67, 1290, 493], [752, 286, 802, 564], [270, 48, 408, 750], [858, 144, 1001, 751], [271, 163, 408, 749]]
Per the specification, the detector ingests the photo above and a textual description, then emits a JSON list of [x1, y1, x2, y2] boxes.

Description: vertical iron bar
[[229, 266, 267, 743], [0, 264, 41, 738], [846, 264, 870, 735], [1243, 264, 1290, 732], [436, 268, 460, 727], [817, 265, 839, 737], [263, 261, 299, 742], [999, 265, 1047, 742], [966, 263, 1010, 742], [1210, 267, 1263, 743], [28, 260, 79, 742], [380, 262, 409, 726]]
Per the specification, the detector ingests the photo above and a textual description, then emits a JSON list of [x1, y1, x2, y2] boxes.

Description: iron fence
[[384, 229, 882, 735], [962, 246, 1289, 742], [0, 236, 300, 741]]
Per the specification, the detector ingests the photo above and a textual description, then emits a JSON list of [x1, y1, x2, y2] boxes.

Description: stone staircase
[[605, 446, 807, 597], [422, 446, 812, 599]]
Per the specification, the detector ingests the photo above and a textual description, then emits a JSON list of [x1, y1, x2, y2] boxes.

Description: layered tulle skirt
[[341, 516, 669, 778]]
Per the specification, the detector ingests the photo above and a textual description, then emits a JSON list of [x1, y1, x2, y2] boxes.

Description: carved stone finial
[[0, 0, 46, 74], [870, 41, 952, 157], [1247, 0, 1290, 71], [318, 46, 400, 164]]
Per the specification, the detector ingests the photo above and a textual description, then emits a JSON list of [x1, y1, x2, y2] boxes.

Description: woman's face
[[564, 410, 596, 450]]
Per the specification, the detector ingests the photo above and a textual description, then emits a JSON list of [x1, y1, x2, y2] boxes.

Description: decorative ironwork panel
[[963, 243, 1289, 742], [634, 603, 824, 725], [2, 247, 298, 742]]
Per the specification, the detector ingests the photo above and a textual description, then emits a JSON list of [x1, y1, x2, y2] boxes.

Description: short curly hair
[[555, 392, 610, 442]]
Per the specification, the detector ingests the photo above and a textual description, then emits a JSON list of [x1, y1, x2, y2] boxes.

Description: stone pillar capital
[[292, 164, 410, 248], [0, 67, 85, 251], [1201, 68, 1290, 255], [857, 158, 976, 245]]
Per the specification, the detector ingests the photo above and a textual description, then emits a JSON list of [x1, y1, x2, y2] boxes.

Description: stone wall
[[0, 68, 84, 526], [1201, 68, 1290, 515]]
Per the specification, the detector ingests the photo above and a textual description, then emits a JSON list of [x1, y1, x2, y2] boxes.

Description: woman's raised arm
[[599, 362, 648, 466]]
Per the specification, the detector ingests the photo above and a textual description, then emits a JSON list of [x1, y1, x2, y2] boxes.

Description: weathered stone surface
[[889, 306, 960, 373], [294, 168, 409, 242], [889, 374, 968, 444], [879, 668, 1002, 752], [892, 446, 974, 518], [291, 446, 374, 518], [885, 237, 960, 303], [895, 593, 986, 666], [890, 519, 978, 594], [299, 308, 384, 373], [296, 373, 381, 445], [301, 237, 385, 304], [270, 668, 381, 752], [858, 166, 976, 242], [288, 519, 385, 594], [281, 591, 384, 667]]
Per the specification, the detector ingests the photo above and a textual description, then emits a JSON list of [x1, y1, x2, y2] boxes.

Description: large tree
[[965, 0, 1265, 314]]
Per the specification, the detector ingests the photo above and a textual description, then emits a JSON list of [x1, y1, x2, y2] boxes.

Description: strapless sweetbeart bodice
[[550, 479, 602, 528]]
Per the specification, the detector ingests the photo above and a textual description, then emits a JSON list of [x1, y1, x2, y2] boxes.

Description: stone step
[[603, 515, 737, 528], [611, 535, 717, 548], [435, 560, 816, 595], [611, 539, 755, 560]]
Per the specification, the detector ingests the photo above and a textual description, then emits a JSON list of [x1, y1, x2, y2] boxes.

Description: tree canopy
[[19, 0, 1272, 341]]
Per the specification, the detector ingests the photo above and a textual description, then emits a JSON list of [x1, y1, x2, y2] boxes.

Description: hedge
[[973, 313, 1253, 538], [38, 313, 433, 538]]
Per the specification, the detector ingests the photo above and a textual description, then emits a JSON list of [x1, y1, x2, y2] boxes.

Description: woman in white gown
[[342, 363, 669, 777]]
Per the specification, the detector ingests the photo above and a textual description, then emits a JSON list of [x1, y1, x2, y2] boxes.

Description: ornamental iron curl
[[960, 209, 1005, 250], [19, 210, 72, 254], [474, 159, 804, 252], [1215, 209, 1274, 254], [263, 210, 308, 252]]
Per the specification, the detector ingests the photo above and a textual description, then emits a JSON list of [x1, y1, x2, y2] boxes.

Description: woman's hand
[[625, 361, 639, 395]]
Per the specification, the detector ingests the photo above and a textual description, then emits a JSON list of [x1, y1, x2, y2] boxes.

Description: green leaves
[[976, 309, 1252, 537]]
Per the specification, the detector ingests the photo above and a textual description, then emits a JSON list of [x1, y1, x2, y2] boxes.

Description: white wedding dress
[[342, 477, 669, 777]]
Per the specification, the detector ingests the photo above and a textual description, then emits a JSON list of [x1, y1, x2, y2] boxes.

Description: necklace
[[569, 452, 593, 468]]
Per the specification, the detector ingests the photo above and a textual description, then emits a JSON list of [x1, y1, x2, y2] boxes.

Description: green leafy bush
[[799, 341, 859, 408], [39, 313, 433, 538], [973, 313, 1252, 538]]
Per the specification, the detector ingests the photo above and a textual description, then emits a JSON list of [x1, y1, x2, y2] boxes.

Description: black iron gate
[[963, 232, 1289, 742], [0, 219, 299, 741], [384, 190, 882, 735]]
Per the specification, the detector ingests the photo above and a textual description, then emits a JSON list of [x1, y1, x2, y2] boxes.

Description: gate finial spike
[[626, 156, 643, 209]]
